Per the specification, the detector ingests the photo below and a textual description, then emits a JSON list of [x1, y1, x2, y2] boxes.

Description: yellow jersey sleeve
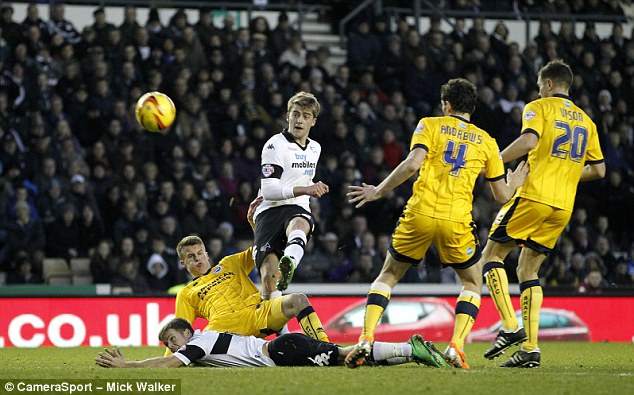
[[584, 122, 604, 163], [483, 137, 505, 180], [174, 287, 199, 323], [410, 118, 432, 152], [227, 246, 256, 275], [521, 101, 544, 138]]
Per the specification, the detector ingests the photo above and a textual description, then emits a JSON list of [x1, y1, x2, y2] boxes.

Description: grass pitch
[[1, 342, 632, 395]]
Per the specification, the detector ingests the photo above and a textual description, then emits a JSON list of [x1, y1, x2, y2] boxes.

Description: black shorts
[[253, 205, 314, 267], [268, 333, 340, 367]]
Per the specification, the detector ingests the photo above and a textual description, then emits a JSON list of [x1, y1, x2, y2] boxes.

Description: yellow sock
[[520, 280, 542, 351], [484, 262, 519, 331], [297, 306, 329, 342], [361, 282, 392, 341], [450, 290, 481, 350]]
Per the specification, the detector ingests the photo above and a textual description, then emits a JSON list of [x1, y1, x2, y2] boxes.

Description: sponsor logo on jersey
[[262, 164, 274, 177], [524, 110, 536, 120], [466, 247, 474, 256], [458, 122, 466, 129], [212, 265, 222, 274], [291, 161, 316, 169], [266, 144, 274, 150], [310, 146, 318, 154], [564, 101, 571, 108], [308, 351, 333, 366], [260, 243, 271, 252]]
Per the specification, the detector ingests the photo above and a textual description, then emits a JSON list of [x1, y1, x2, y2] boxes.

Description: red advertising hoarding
[[0, 296, 632, 347]]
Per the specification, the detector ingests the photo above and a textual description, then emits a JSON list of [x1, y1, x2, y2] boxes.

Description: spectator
[[36, 177, 70, 226], [143, 237, 175, 293], [294, 238, 330, 283], [89, 239, 117, 284], [278, 35, 306, 69], [2, 201, 46, 271], [7, 253, 43, 284], [111, 256, 148, 294], [182, 199, 217, 242], [77, 203, 104, 257], [45, 203, 80, 261], [321, 232, 351, 282], [47, 3, 81, 45], [348, 251, 382, 283], [90, 7, 115, 47], [611, 257, 634, 286], [577, 268, 609, 294], [118, 6, 140, 45]]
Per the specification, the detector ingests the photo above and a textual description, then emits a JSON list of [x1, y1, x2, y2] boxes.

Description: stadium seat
[[72, 274, 93, 285], [70, 258, 91, 275], [48, 276, 72, 285], [111, 286, 133, 295], [42, 258, 72, 284]]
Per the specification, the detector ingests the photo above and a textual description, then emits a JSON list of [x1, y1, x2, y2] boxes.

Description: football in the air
[[135, 91, 176, 132]]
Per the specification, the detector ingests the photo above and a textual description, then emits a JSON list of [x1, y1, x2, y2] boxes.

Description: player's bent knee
[[283, 293, 309, 314]]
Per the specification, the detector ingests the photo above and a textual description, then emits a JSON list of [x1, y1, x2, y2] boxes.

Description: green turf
[[0, 343, 633, 395]]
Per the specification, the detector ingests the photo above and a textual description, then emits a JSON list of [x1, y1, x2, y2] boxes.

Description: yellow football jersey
[[518, 94, 604, 212], [407, 115, 505, 222], [174, 248, 261, 324]]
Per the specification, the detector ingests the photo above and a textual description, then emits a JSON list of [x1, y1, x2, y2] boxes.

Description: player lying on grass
[[169, 197, 328, 354], [96, 318, 449, 368]]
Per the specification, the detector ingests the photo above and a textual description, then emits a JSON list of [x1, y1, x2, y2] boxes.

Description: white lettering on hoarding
[[106, 314, 142, 346], [146, 303, 174, 346], [48, 314, 86, 347], [8, 314, 46, 347]]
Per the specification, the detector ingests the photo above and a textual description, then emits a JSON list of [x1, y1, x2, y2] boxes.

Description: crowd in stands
[[0, 2, 633, 294]]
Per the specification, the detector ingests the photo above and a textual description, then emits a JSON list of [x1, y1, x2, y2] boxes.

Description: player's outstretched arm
[[500, 132, 538, 163], [295, 181, 329, 198], [247, 196, 264, 229], [348, 148, 426, 208], [490, 160, 529, 203], [96, 347, 184, 368], [580, 162, 606, 182]]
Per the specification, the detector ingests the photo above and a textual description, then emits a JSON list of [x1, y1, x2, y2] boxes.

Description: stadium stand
[[0, 1, 632, 294]]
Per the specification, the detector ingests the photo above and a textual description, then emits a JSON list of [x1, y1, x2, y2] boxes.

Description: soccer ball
[[135, 91, 176, 133]]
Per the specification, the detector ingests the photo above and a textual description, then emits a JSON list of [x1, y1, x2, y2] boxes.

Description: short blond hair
[[176, 235, 204, 260], [287, 91, 320, 118]]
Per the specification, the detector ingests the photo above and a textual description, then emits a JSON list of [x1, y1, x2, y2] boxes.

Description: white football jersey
[[255, 131, 321, 219], [173, 330, 276, 367]]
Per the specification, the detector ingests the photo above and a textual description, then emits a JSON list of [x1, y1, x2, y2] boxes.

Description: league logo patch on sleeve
[[524, 110, 536, 121], [261, 164, 274, 177], [414, 122, 424, 134]]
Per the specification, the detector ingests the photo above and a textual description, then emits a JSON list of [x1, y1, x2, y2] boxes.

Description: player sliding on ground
[[167, 197, 329, 355], [96, 318, 448, 368]]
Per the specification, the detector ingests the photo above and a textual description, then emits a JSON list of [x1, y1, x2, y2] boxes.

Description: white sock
[[371, 341, 412, 361], [284, 230, 307, 266], [384, 357, 409, 366]]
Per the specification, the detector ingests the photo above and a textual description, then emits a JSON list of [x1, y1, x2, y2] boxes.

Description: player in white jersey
[[254, 91, 329, 299], [95, 318, 449, 368]]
